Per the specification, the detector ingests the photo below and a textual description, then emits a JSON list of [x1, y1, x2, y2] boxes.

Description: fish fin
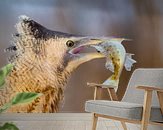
[[124, 53, 136, 71], [102, 78, 119, 88], [105, 61, 114, 72]]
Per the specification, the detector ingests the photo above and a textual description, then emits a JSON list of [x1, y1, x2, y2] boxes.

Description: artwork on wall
[[0, 16, 136, 113]]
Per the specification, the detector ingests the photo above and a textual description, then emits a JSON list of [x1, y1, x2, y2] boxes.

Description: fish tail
[[124, 53, 136, 71]]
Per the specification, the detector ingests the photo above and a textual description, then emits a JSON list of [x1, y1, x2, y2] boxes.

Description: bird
[[0, 15, 106, 113]]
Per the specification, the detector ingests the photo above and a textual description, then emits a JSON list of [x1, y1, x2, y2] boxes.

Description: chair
[[85, 68, 163, 130]]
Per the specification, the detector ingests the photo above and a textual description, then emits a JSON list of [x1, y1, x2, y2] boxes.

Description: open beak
[[68, 37, 106, 59], [68, 37, 103, 55], [65, 38, 106, 72]]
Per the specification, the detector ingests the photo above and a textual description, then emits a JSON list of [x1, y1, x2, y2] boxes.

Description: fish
[[91, 38, 136, 88]]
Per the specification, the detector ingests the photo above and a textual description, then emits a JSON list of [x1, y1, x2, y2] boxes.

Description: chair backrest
[[122, 68, 163, 106]]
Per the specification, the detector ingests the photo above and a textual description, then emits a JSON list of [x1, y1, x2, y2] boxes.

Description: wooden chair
[[85, 68, 163, 130]]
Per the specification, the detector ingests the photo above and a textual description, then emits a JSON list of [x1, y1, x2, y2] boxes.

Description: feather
[[5, 46, 17, 52]]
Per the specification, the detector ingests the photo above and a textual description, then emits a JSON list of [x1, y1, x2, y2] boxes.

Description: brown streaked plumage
[[0, 15, 105, 113]]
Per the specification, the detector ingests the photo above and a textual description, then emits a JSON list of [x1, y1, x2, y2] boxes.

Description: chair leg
[[141, 90, 152, 130], [141, 123, 148, 130], [92, 113, 98, 130], [121, 121, 127, 130]]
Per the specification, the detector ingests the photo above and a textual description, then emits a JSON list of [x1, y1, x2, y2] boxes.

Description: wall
[[0, 0, 163, 112]]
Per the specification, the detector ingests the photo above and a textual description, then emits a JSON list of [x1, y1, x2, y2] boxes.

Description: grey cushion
[[85, 100, 163, 123]]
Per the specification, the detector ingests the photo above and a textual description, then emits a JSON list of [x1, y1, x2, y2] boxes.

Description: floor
[[0, 113, 140, 130]]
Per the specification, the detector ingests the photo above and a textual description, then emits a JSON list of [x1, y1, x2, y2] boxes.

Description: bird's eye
[[66, 40, 75, 47]]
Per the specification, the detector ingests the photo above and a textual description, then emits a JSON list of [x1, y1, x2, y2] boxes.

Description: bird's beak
[[65, 38, 106, 72], [68, 37, 129, 55]]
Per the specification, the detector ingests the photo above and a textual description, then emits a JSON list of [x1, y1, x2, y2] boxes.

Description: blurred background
[[0, 0, 163, 112]]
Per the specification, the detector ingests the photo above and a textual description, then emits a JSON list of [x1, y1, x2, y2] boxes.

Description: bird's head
[[9, 15, 107, 74]]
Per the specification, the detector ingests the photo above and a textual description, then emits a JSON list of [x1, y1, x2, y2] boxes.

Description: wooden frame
[[87, 82, 127, 130], [87, 83, 163, 130]]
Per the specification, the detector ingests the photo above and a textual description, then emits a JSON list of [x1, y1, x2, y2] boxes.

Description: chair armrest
[[136, 86, 163, 92], [87, 82, 116, 89], [87, 82, 118, 101]]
